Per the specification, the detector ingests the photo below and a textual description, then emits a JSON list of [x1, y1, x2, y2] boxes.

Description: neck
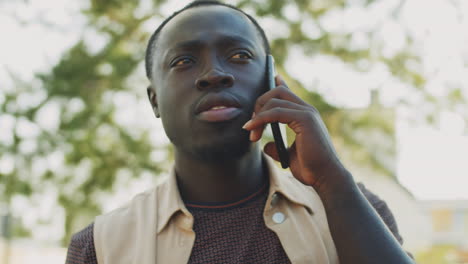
[[174, 144, 267, 203]]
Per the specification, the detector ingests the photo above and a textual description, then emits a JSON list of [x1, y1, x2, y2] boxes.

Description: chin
[[189, 134, 252, 163]]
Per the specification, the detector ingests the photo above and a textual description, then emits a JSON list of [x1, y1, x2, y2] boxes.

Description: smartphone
[[266, 55, 289, 168]]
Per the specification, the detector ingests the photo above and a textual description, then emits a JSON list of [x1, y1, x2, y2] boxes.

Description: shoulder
[[93, 182, 169, 263], [66, 223, 97, 264], [94, 184, 162, 234], [66, 179, 169, 264], [100, 186, 159, 217], [94, 181, 166, 237], [98, 174, 173, 221]]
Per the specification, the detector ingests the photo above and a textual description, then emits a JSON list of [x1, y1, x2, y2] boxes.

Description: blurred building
[[421, 200, 468, 248]]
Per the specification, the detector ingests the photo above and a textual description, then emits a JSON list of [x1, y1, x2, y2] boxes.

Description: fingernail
[[242, 120, 253, 129], [249, 131, 255, 141], [275, 75, 282, 85]]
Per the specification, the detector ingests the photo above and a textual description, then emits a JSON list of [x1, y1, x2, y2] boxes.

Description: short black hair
[[145, 0, 270, 80]]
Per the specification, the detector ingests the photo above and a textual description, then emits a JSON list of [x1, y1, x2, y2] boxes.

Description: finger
[[257, 98, 308, 114], [252, 99, 307, 141], [255, 86, 308, 114], [243, 108, 305, 130], [263, 141, 280, 162], [250, 123, 266, 141], [249, 112, 263, 142], [275, 74, 287, 87], [251, 91, 307, 142]]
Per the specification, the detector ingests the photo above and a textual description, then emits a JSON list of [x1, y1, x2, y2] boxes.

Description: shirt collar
[[156, 166, 190, 234], [156, 153, 318, 234]]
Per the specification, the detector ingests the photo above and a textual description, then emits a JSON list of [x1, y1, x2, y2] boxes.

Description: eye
[[230, 51, 252, 60], [170, 57, 194, 68]]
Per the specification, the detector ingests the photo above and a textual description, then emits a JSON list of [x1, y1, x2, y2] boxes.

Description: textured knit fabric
[[185, 183, 291, 263], [65, 223, 97, 264], [65, 183, 403, 264]]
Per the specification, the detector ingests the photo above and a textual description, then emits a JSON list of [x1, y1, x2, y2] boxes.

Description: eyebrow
[[164, 35, 257, 59]]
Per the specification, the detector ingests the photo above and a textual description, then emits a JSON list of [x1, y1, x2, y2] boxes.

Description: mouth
[[195, 93, 243, 122]]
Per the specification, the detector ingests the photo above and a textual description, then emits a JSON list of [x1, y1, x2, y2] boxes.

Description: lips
[[195, 93, 243, 122]]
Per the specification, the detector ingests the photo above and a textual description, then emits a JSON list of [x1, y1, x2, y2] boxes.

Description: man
[[66, 1, 413, 263]]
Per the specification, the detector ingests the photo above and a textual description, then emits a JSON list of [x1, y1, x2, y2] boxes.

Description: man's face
[[149, 5, 267, 161]]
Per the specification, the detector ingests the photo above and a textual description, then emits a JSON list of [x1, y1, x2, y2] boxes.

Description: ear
[[147, 86, 160, 118]]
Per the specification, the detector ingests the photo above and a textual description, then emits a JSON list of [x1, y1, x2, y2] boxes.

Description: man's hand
[[242, 75, 349, 191], [244, 77, 412, 264], [244, 76, 414, 264]]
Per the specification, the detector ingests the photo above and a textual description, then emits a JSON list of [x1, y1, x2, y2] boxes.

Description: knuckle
[[309, 105, 319, 115], [271, 107, 282, 115], [255, 97, 264, 107], [263, 98, 280, 110], [305, 110, 317, 121], [276, 85, 289, 93], [256, 93, 268, 104]]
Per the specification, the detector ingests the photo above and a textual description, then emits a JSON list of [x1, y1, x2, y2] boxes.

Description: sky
[[1, 0, 468, 242]]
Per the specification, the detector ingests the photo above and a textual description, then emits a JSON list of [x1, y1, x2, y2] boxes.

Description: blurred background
[[1, 0, 468, 263]]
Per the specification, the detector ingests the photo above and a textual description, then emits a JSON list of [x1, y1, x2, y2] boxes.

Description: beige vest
[[94, 156, 339, 264]]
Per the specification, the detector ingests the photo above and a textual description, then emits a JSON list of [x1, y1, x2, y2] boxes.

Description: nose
[[195, 69, 235, 90]]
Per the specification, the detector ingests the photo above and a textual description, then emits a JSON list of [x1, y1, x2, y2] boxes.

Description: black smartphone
[[266, 55, 289, 168]]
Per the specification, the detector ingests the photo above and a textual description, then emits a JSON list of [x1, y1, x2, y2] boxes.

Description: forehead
[[157, 5, 263, 52]]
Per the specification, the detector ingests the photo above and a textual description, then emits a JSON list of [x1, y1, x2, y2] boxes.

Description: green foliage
[[2, 0, 464, 245]]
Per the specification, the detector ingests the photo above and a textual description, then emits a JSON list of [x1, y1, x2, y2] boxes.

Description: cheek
[[158, 89, 185, 143], [239, 68, 267, 101], [157, 79, 195, 126]]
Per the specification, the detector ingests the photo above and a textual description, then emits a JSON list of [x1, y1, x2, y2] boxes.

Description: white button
[[272, 212, 285, 224]]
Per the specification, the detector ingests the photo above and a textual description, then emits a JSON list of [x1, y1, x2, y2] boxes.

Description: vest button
[[272, 212, 285, 224]]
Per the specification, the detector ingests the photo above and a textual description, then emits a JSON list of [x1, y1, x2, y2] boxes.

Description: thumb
[[263, 142, 280, 162]]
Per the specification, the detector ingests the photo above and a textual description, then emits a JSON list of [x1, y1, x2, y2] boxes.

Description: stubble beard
[[185, 132, 252, 163]]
